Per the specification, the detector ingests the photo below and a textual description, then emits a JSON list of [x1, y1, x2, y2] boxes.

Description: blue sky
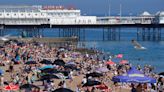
[[0, 0, 163, 16]]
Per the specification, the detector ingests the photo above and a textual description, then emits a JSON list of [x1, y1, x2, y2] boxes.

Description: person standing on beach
[[0, 75, 4, 87], [9, 61, 14, 79], [131, 84, 137, 92]]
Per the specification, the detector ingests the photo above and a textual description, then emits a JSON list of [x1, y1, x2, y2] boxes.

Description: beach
[[0, 40, 163, 92]]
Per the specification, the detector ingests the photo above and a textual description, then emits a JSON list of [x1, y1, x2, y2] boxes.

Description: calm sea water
[[79, 41, 164, 73], [4, 28, 164, 73]]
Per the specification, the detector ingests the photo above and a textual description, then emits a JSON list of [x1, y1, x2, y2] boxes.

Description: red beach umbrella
[[4, 85, 11, 91], [119, 60, 128, 64], [4, 84, 19, 91], [106, 60, 115, 65], [10, 84, 19, 90], [96, 84, 111, 92]]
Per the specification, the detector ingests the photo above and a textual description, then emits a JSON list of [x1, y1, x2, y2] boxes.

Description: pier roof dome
[[156, 11, 164, 16], [140, 11, 151, 16]]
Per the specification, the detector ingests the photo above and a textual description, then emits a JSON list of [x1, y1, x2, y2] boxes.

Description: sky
[[0, 0, 163, 16]]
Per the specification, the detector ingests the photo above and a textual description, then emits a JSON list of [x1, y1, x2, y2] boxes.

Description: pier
[[0, 5, 164, 41]]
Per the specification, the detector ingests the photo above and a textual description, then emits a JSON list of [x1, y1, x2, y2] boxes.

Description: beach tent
[[112, 68, 156, 83]]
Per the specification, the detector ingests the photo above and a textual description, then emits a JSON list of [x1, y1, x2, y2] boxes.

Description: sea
[[3, 27, 164, 73]]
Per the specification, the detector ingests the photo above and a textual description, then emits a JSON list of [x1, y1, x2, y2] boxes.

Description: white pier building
[[0, 5, 96, 25]]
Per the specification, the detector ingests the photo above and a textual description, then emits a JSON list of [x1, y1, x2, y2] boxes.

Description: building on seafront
[[0, 5, 96, 25]]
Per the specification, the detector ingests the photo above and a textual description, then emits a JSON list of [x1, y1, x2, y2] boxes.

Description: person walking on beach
[[131, 84, 137, 92]]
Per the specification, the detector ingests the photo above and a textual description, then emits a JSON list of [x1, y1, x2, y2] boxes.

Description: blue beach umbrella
[[112, 67, 156, 83], [40, 65, 54, 70]]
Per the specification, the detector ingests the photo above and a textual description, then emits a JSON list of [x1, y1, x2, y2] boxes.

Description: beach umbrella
[[119, 60, 128, 64], [96, 67, 109, 73], [106, 60, 115, 65], [0, 69, 4, 75], [4, 83, 19, 91], [20, 84, 39, 89], [82, 80, 101, 87], [25, 61, 37, 64], [40, 59, 52, 64], [4, 85, 12, 91], [59, 70, 70, 76], [40, 65, 54, 70], [53, 59, 65, 66], [39, 74, 60, 80], [64, 64, 77, 70], [41, 68, 58, 74], [95, 84, 109, 91], [52, 88, 73, 92], [112, 67, 156, 83], [86, 72, 103, 78]]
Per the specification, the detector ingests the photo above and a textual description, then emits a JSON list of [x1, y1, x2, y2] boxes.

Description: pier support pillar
[[103, 27, 121, 41], [158, 28, 161, 41], [104, 27, 121, 41], [147, 28, 151, 41], [142, 28, 146, 41], [103, 28, 105, 41], [60, 27, 84, 41], [20, 27, 40, 38], [137, 28, 139, 41]]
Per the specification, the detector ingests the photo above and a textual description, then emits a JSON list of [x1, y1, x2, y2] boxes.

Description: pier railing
[[0, 16, 158, 25]]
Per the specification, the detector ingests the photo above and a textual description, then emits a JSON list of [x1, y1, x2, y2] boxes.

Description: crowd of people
[[0, 40, 163, 92]]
